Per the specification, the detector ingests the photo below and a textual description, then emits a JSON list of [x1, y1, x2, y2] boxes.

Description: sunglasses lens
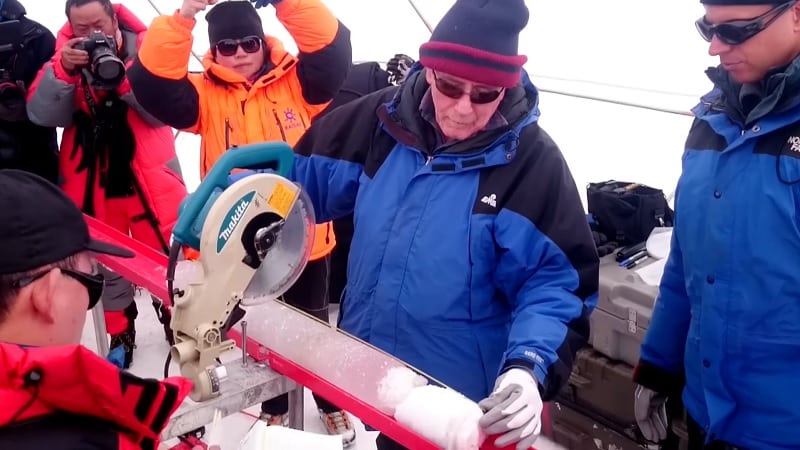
[[87, 283, 103, 310], [216, 40, 238, 57], [240, 37, 261, 53], [471, 90, 503, 104], [695, 19, 713, 42], [716, 24, 751, 45], [434, 78, 464, 99]]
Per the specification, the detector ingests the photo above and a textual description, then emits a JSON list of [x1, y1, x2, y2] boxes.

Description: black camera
[[77, 31, 125, 90]]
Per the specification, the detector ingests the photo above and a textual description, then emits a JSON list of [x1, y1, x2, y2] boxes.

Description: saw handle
[[172, 142, 295, 249]]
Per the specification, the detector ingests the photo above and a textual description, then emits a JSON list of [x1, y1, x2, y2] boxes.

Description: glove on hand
[[634, 384, 669, 443], [478, 368, 543, 450]]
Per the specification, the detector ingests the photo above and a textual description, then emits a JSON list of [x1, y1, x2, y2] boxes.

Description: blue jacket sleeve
[[290, 152, 362, 223], [289, 89, 393, 222], [492, 124, 599, 400], [633, 228, 690, 394]]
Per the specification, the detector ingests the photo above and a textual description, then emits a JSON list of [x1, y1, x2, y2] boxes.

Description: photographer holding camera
[[0, 0, 58, 182], [26, 0, 188, 369]]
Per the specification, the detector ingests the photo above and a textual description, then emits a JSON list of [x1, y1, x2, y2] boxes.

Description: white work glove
[[477, 368, 542, 450], [634, 384, 669, 443]]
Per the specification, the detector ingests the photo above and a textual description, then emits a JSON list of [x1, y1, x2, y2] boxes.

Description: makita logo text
[[219, 199, 249, 241]]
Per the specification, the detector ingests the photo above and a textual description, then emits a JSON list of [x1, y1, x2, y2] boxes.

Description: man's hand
[[180, 0, 218, 19], [478, 368, 542, 450], [250, 0, 281, 8], [634, 384, 669, 443], [60, 37, 89, 74]]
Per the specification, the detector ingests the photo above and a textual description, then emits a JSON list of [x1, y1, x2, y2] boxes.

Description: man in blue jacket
[[289, 0, 598, 448], [633, 1, 800, 449]]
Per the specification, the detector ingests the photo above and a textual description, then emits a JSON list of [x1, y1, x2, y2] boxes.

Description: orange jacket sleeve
[[128, 12, 204, 134], [275, 0, 352, 109]]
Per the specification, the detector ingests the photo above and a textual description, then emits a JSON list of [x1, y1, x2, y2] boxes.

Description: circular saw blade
[[241, 183, 316, 305]]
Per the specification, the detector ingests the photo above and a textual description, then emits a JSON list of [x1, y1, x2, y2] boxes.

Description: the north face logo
[[481, 194, 497, 207]]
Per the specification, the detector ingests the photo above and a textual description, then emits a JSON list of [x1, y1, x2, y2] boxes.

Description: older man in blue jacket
[[288, 0, 599, 449], [633, 1, 800, 449]]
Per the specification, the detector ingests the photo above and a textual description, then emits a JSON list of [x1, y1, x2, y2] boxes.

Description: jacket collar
[[0, 343, 192, 445], [705, 53, 800, 126]]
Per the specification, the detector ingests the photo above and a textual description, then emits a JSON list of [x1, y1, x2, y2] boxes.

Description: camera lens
[[94, 55, 125, 83]]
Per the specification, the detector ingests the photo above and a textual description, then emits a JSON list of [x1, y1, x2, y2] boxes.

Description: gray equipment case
[[590, 253, 660, 366]]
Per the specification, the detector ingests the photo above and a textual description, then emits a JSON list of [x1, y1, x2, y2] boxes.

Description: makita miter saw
[[165, 142, 315, 401]]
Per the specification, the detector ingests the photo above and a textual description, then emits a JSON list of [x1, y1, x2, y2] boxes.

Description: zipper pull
[[225, 118, 232, 150], [425, 155, 433, 165]]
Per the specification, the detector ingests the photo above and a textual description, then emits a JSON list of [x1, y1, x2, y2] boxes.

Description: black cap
[[206, 1, 264, 46], [0, 169, 134, 275]]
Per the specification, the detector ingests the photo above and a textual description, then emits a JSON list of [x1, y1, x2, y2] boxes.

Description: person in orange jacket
[[26, 0, 188, 370], [127, 0, 354, 445]]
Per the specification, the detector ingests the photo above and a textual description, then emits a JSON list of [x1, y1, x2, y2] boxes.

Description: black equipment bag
[[587, 180, 674, 246]]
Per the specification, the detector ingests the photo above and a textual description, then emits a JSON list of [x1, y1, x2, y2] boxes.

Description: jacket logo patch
[[481, 194, 497, 208], [788, 136, 800, 153], [283, 108, 303, 131]]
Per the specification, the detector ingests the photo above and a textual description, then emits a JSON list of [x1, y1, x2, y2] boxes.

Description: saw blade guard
[[171, 142, 294, 251], [241, 179, 315, 304]]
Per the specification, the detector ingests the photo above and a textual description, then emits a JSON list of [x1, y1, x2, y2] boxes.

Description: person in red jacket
[[25, 0, 188, 368], [0, 169, 192, 450]]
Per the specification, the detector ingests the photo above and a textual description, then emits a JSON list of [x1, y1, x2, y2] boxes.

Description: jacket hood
[[202, 34, 298, 87], [0, 343, 192, 444], [380, 61, 540, 155]]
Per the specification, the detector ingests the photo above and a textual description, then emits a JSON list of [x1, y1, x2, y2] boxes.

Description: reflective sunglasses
[[695, 1, 795, 45], [12, 268, 105, 310], [215, 35, 262, 57], [432, 71, 504, 104]]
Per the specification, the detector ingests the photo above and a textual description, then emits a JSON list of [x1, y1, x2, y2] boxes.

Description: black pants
[[687, 414, 745, 450], [329, 214, 354, 304], [260, 256, 341, 415]]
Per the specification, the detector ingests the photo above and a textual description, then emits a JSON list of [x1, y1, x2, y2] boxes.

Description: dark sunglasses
[[12, 268, 105, 310], [695, 1, 795, 45], [215, 36, 262, 57], [432, 71, 504, 104]]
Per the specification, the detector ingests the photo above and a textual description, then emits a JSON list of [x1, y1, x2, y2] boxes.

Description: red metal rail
[[86, 214, 525, 450]]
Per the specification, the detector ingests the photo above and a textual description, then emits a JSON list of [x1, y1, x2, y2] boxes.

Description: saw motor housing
[[168, 143, 315, 402]]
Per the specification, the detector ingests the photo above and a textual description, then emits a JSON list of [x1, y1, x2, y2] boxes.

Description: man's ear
[[29, 269, 59, 324], [792, 3, 800, 29]]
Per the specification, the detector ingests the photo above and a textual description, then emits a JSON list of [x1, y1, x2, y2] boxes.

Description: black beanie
[[418, 0, 529, 88], [206, 1, 264, 46], [700, 0, 785, 4]]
